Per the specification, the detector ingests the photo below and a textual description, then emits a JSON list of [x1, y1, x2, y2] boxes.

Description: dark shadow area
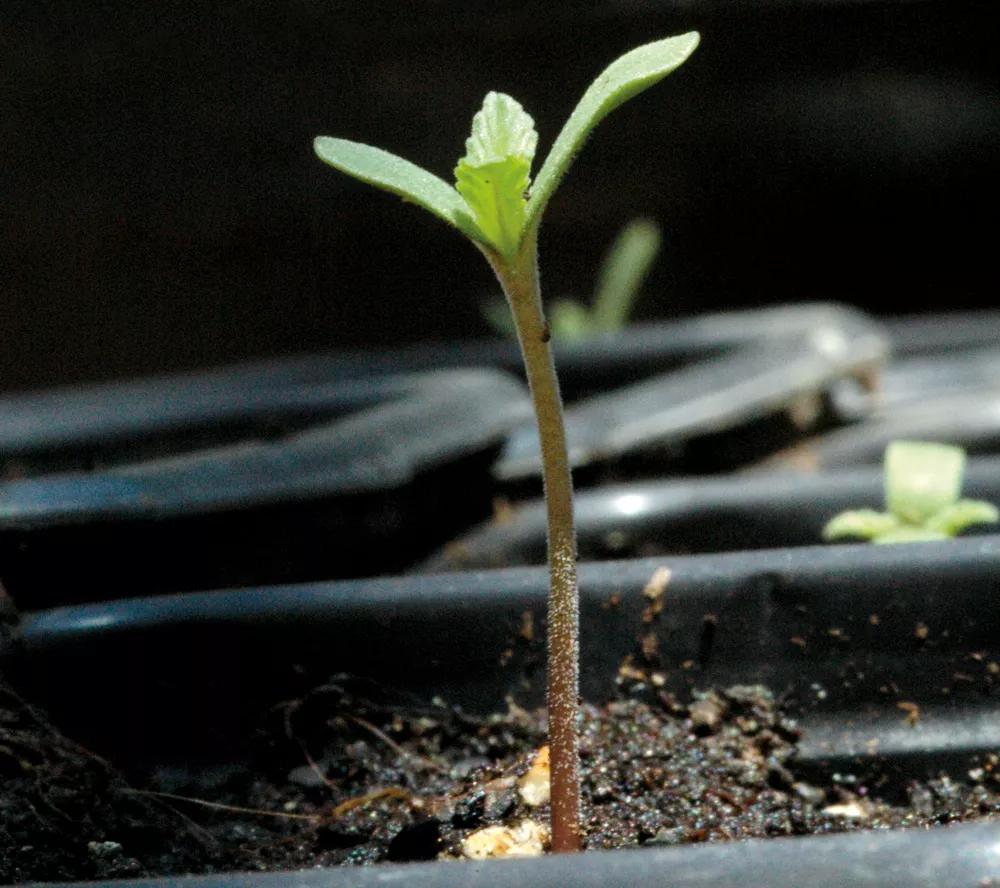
[[4, 0, 998, 391]]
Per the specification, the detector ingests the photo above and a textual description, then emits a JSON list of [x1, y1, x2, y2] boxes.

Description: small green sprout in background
[[483, 217, 662, 340], [823, 441, 999, 544], [314, 34, 700, 853]]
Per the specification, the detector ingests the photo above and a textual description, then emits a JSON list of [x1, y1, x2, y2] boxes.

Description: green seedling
[[314, 33, 699, 852], [823, 441, 998, 544], [484, 217, 663, 340]]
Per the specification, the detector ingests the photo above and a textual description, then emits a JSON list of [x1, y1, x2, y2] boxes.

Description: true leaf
[[454, 92, 537, 258], [460, 91, 538, 167], [885, 440, 964, 525], [525, 33, 700, 232]]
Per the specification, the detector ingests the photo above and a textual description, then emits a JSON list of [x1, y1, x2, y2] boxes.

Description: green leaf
[[822, 509, 901, 542], [823, 440, 999, 546], [525, 33, 700, 233], [873, 526, 950, 544], [925, 499, 1000, 537], [550, 298, 595, 341], [460, 91, 539, 168], [591, 218, 662, 331], [885, 440, 965, 525], [454, 93, 538, 259], [313, 137, 483, 242], [455, 158, 531, 258]]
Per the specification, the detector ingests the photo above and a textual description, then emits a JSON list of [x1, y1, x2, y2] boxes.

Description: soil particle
[[689, 694, 725, 735], [5, 674, 1000, 880], [0, 678, 215, 883], [459, 819, 547, 859]]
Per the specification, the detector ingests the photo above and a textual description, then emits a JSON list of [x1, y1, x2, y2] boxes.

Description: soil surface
[[3, 673, 1000, 882]]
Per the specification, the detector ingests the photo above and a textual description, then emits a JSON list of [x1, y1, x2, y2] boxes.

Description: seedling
[[823, 441, 998, 544], [483, 217, 663, 341], [314, 34, 699, 852]]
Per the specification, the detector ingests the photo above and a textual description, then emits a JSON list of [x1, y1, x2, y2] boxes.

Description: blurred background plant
[[823, 441, 999, 544], [483, 218, 662, 340]]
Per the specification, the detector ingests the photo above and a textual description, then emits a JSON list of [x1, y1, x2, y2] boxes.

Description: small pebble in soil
[[87, 841, 123, 859], [460, 819, 548, 859], [518, 746, 551, 807]]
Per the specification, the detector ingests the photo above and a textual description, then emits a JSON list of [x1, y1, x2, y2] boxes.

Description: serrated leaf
[[461, 91, 538, 167], [822, 509, 901, 542], [925, 499, 1000, 537], [884, 440, 965, 525], [526, 33, 700, 233], [454, 93, 537, 259], [313, 137, 483, 242]]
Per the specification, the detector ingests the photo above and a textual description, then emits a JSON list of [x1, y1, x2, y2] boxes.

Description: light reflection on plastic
[[612, 493, 648, 517], [72, 613, 117, 630], [812, 327, 849, 358]]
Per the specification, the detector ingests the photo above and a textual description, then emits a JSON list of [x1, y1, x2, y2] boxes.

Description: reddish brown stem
[[484, 236, 581, 853]]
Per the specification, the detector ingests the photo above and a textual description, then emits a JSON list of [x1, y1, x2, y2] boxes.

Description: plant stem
[[484, 235, 581, 853]]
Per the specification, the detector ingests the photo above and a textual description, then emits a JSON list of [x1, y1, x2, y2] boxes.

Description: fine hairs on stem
[[314, 33, 700, 851], [482, 234, 581, 848]]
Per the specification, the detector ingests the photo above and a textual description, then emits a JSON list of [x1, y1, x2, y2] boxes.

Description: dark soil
[[0, 679, 212, 882], [3, 674, 1000, 882]]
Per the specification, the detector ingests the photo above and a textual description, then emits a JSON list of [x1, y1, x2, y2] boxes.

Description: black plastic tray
[[6, 538, 1000, 885], [0, 303, 884, 608], [0, 368, 529, 608], [771, 310, 1000, 470], [4, 308, 997, 886], [38, 821, 1000, 888], [424, 455, 1000, 570], [0, 303, 884, 483]]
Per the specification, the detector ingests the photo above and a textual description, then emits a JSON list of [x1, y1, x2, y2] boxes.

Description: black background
[[4, 0, 997, 393]]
